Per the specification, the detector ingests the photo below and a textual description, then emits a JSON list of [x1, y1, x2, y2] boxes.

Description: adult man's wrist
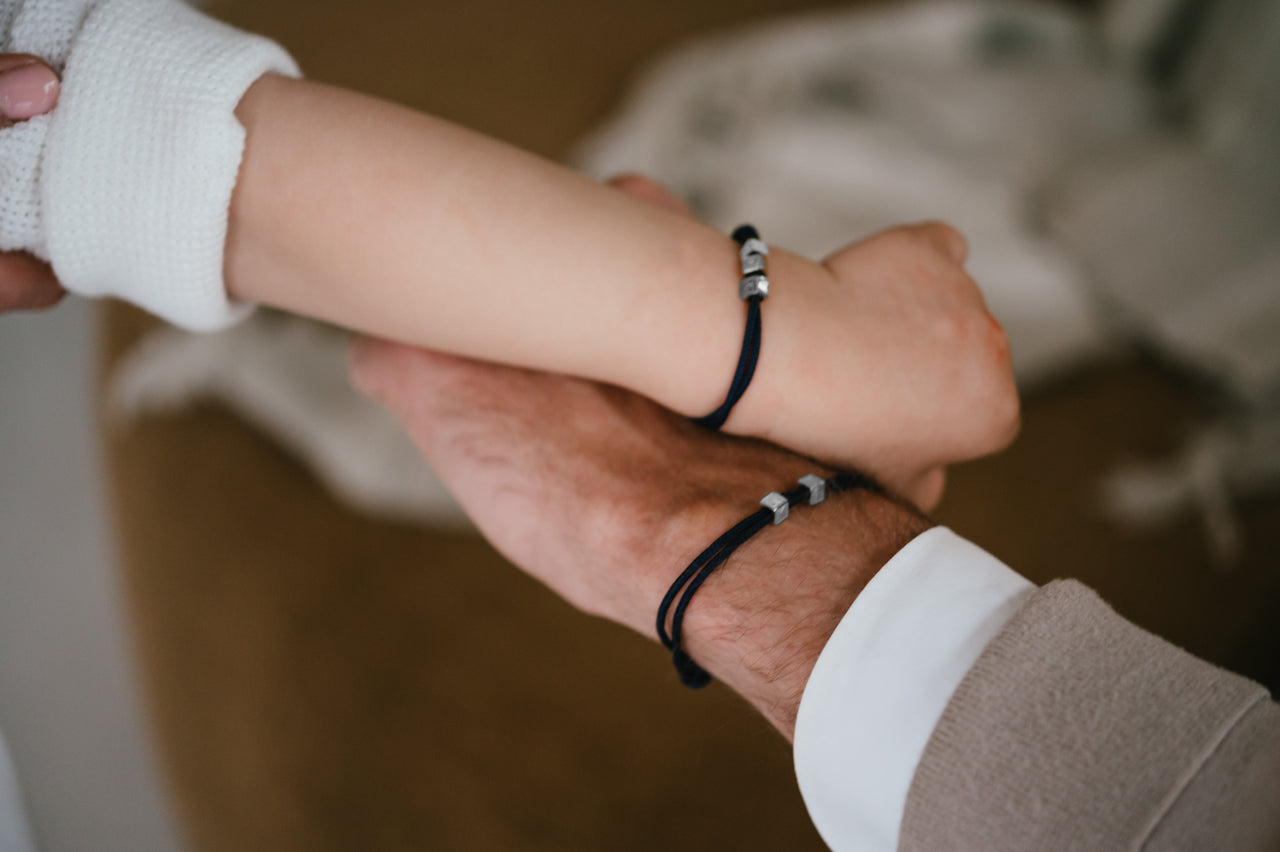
[[674, 485, 931, 739]]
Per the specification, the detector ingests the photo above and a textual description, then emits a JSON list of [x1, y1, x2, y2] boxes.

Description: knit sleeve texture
[[0, 0, 300, 330]]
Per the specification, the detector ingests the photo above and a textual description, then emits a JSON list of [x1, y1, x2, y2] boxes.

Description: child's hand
[[608, 176, 1015, 511], [755, 222, 1020, 511], [0, 54, 62, 313]]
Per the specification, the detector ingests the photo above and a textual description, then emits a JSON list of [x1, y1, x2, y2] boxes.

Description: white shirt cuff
[[792, 527, 1034, 851]]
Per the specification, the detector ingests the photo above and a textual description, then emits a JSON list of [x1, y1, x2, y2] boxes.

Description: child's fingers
[[0, 55, 59, 125], [606, 173, 695, 219]]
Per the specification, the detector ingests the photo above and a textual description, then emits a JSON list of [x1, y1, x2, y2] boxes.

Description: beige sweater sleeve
[[899, 580, 1280, 851]]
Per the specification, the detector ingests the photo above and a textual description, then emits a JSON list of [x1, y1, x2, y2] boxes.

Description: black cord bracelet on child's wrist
[[656, 471, 877, 689], [693, 224, 769, 430]]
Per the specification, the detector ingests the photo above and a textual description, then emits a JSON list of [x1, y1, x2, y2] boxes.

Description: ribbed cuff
[[41, 0, 299, 330]]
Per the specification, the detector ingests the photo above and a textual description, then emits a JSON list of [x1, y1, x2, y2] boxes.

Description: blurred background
[[2, 0, 1278, 849]]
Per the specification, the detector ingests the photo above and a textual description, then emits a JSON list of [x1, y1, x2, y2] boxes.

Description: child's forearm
[[227, 74, 814, 427], [1, 0, 1020, 507]]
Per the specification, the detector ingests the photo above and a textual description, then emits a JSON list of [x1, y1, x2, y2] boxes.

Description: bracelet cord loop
[[656, 472, 876, 688], [693, 224, 767, 430]]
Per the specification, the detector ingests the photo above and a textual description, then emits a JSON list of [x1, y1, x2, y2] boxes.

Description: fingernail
[[0, 63, 60, 120]]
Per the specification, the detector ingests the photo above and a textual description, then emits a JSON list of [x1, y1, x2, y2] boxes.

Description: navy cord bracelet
[[657, 471, 877, 688], [693, 224, 768, 430]]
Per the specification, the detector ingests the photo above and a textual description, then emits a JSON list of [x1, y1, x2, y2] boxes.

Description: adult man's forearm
[[674, 484, 929, 739]]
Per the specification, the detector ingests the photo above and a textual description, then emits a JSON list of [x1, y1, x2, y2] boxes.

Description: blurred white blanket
[[574, 0, 1144, 384]]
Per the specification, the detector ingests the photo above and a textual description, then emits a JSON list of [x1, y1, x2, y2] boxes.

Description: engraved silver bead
[[739, 273, 770, 300], [798, 474, 826, 505], [759, 491, 789, 524], [739, 237, 769, 261], [742, 252, 767, 275]]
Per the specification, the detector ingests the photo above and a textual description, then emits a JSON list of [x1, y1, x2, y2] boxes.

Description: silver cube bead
[[760, 491, 789, 524], [742, 252, 767, 275], [739, 237, 769, 261], [739, 273, 770, 300], [798, 474, 826, 505]]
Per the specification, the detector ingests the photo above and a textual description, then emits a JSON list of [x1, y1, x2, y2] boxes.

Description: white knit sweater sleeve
[[0, 0, 299, 330]]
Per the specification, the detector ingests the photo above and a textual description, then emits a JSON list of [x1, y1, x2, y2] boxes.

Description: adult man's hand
[[0, 54, 62, 313], [349, 174, 938, 736], [350, 334, 929, 738]]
